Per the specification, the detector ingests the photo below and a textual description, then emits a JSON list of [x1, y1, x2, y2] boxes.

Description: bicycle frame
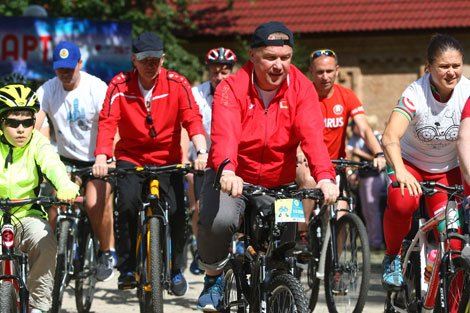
[[313, 161, 361, 281], [387, 182, 465, 313], [0, 206, 29, 313]]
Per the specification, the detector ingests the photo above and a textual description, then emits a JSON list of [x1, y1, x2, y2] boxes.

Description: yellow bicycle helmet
[[0, 84, 39, 116]]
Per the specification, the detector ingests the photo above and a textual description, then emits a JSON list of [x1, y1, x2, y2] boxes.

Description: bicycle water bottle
[[424, 249, 437, 283]]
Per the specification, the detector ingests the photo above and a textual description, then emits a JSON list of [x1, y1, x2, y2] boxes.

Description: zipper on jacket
[[257, 108, 269, 185]]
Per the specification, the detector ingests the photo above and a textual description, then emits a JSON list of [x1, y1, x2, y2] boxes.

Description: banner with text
[[0, 16, 132, 83]]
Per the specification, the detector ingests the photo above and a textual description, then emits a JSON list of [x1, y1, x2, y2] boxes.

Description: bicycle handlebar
[[391, 181, 464, 197], [104, 163, 204, 177], [213, 158, 324, 201], [332, 158, 376, 171], [0, 196, 83, 208]]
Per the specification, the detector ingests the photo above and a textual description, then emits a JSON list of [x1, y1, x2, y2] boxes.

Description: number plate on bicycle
[[274, 199, 305, 223]]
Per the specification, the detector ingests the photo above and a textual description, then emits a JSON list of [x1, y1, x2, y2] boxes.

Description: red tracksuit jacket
[[208, 61, 335, 188], [95, 68, 204, 166]]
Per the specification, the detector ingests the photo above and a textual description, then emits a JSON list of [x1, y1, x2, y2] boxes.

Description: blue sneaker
[[197, 274, 224, 311], [170, 270, 189, 296], [190, 251, 204, 275], [235, 241, 244, 255], [382, 255, 403, 291]]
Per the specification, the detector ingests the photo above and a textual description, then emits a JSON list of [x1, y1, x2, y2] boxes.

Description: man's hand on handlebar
[[220, 172, 244, 198], [93, 154, 111, 177], [316, 180, 340, 205]]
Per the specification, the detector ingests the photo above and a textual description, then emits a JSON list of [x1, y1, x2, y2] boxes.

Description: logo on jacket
[[280, 101, 289, 109], [333, 104, 344, 115], [249, 104, 255, 110]]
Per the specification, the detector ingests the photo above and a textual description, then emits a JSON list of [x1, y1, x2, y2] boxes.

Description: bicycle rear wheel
[[268, 273, 308, 313], [51, 219, 71, 313], [75, 220, 97, 313], [0, 281, 18, 313], [324, 213, 370, 313]]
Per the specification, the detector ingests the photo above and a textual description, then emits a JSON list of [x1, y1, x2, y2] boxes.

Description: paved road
[[60, 250, 387, 313]]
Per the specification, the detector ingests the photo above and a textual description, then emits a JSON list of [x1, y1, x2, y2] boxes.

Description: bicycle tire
[[50, 219, 71, 313], [0, 281, 18, 313], [137, 212, 148, 313], [149, 216, 163, 313], [75, 220, 97, 313], [458, 273, 470, 313], [435, 255, 470, 313], [268, 273, 309, 313], [324, 213, 370, 313], [306, 219, 322, 313]]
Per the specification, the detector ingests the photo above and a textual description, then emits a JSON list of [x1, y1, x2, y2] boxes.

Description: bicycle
[[50, 166, 98, 313], [111, 163, 200, 313], [213, 159, 323, 313], [383, 181, 470, 313], [0, 197, 72, 313], [295, 158, 372, 313]]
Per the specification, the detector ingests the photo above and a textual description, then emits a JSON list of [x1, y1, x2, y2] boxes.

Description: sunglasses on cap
[[310, 49, 336, 60], [3, 118, 35, 128]]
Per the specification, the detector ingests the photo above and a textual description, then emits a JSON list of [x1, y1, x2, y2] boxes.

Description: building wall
[[184, 30, 470, 132]]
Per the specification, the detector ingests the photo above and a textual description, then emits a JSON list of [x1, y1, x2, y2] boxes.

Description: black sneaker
[[170, 270, 188, 296], [118, 271, 137, 290], [96, 250, 115, 281]]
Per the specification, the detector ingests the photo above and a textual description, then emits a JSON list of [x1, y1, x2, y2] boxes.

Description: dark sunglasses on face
[[146, 114, 157, 138], [3, 118, 35, 128], [311, 49, 337, 60]]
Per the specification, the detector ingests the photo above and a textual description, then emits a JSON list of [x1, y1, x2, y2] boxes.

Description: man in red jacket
[[93, 31, 207, 295], [196, 21, 339, 311]]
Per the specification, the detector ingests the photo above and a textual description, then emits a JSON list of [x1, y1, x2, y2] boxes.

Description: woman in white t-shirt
[[381, 34, 470, 291]]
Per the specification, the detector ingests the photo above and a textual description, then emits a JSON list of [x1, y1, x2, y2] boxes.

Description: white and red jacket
[[209, 61, 335, 188], [95, 68, 204, 166]]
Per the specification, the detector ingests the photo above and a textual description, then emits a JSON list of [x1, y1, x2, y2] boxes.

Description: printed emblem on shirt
[[280, 100, 289, 109], [414, 110, 459, 147], [324, 117, 344, 128], [333, 104, 343, 115], [249, 104, 255, 110]]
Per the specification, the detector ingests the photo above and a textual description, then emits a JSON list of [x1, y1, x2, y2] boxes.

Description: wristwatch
[[375, 152, 385, 158], [197, 149, 208, 155]]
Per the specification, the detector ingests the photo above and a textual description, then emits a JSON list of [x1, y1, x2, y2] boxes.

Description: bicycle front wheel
[[75, 221, 97, 313], [0, 281, 18, 313], [436, 255, 470, 313], [268, 273, 309, 313], [324, 213, 370, 313], [51, 219, 71, 313], [149, 216, 163, 313]]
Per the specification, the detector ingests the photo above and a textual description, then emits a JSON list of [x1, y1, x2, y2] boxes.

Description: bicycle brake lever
[[213, 159, 230, 191]]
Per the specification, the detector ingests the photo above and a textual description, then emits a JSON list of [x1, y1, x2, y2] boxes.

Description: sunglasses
[[3, 118, 35, 128], [146, 114, 157, 138], [310, 49, 337, 60]]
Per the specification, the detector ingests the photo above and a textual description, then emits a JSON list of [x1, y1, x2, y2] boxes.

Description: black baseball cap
[[132, 31, 164, 60], [250, 21, 294, 48]]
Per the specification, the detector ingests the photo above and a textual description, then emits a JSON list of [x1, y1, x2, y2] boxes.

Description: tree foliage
[[0, 0, 204, 82]]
